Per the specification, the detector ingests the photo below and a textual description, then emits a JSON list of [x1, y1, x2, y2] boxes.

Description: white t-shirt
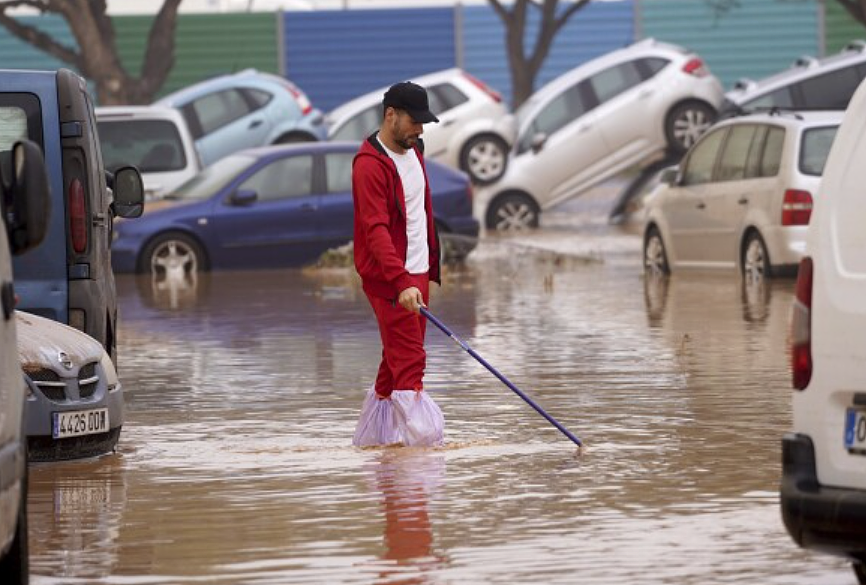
[[378, 136, 429, 274]]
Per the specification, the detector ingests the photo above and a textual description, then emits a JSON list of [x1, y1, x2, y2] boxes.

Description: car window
[[682, 128, 727, 185], [333, 104, 382, 142], [716, 124, 759, 182], [518, 83, 586, 153], [799, 125, 839, 176], [0, 94, 43, 150], [743, 86, 794, 110], [169, 154, 253, 201], [635, 57, 670, 80], [760, 127, 785, 177], [97, 119, 188, 174], [797, 66, 863, 109], [589, 62, 643, 103], [325, 152, 354, 193], [239, 155, 313, 202], [429, 83, 468, 113], [744, 126, 768, 179], [244, 88, 273, 110], [192, 89, 252, 136]]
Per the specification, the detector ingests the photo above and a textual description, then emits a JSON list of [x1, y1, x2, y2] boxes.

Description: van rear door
[[0, 71, 68, 323]]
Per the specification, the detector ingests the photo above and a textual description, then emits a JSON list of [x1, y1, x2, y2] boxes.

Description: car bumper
[[25, 380, 125, 462], [781, 432, 866, 559]]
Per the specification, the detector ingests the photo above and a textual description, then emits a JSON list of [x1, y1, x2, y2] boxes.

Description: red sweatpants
[[366, 273, 430, 398]]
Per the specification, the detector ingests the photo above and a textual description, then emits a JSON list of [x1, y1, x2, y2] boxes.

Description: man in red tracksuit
[[351, 81, 444, 447]]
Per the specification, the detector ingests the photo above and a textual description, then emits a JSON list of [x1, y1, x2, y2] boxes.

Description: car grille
[[78, 362, 99, 399], [27, 368, 67, 401]]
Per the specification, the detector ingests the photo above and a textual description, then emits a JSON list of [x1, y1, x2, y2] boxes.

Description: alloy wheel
[[644, 233, 669, 275], [466, 139, 506, 183], [743, 236, 769, 281], [672, 108, 712, 150], [150, 239, 199, 276]]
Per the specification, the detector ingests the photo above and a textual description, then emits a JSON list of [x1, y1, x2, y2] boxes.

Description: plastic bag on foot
[[353, 387, 400, 447], [391, 390, 444, 447]]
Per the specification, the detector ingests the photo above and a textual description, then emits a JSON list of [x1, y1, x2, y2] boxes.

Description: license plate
[[845, 408, 866, 452], [52, 408, 109, 439]]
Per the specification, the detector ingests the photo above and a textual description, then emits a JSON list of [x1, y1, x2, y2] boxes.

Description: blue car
[[111, 142, 480, 274], [154, 69, 328, 167]]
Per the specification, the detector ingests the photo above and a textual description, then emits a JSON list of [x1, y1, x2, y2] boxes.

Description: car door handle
[[638, 89, 653, 99], [248, 119, 263, 130], [442, 119, 456, 127], [696, 202, 706, 210], [738, 197, 749, 205], [300, 203, 316, 212], [577, 125, 592, 134]]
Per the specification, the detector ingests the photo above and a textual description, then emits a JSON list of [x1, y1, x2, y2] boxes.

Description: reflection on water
[[28, 255, 853, 584]]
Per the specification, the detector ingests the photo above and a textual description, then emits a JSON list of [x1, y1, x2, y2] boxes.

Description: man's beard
[[395, 135, 417, 150]]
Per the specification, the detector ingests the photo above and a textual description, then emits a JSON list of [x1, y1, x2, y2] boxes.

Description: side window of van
[[682, 127, 727, 185], [716, 124, 759, 182], [759, 127, 785, 177], [744, 87, 794, 110], [797, 66, 863, 109], [0, 95, 43, 149], [588, 62, 643, 103]]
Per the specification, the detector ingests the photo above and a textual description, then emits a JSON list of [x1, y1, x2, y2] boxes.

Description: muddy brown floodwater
[[27, 233, 855, 584]]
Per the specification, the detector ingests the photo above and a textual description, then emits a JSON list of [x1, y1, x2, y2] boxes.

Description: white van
[[96, 105, 201, 200], [783, 78, 866, 580]]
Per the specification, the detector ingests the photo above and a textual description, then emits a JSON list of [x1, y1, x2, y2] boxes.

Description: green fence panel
[[113, 12, 279, 100], [825, 0, 866, 54]]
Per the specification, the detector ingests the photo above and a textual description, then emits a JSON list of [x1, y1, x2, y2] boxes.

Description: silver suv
[[722, 41, 866, 115]]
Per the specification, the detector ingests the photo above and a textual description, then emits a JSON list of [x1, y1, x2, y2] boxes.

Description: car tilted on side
[[642, 110, 841, 279], [475, 38, 724, 231]]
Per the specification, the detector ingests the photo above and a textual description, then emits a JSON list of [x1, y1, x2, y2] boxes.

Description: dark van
[[0, 68, 143, 361]]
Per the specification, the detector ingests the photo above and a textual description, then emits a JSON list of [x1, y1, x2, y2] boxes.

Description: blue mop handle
[[420, 307, 583, 448]]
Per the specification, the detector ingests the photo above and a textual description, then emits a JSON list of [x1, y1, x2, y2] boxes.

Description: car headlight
[[100, 352, 120, 392]]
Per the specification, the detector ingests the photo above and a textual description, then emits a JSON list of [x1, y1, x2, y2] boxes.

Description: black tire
[[644, 226, 670, 275], [485, 193, 539, 231], [742, 231, 771, 281], [0, 454, 28, 585], [139, 232, 207, 276], [460, 134, 509, 185], [664, 101, 716, 154]]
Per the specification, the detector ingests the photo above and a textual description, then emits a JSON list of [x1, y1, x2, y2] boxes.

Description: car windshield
[[98, 119, 188, 173], [799, 125, 839, 176], [164, 155, 254, 200]]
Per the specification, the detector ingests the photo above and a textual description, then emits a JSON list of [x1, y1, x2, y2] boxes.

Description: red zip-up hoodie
[[352, 133, 441, 300]]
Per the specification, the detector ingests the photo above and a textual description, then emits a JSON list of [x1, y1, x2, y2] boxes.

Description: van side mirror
[[230, 189, 258, 207], [110, 166, 144, 218], [2, 140, 50, 255], [531, 133, 548, 153], [660, 167, 680, 186]]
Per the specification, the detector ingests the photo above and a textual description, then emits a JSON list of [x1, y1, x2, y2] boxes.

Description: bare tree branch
[[836, 0, 866, 26], [0, 10, 81, 67]]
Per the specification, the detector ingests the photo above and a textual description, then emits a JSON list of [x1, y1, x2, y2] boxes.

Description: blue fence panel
[[461, 1, 635, 108], [0, 15, 77, 71], [640, 0, 819, 91], [283, 8, 455, 113]]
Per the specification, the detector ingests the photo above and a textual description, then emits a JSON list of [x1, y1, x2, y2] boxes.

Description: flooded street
[[27, 207, 855, 584]]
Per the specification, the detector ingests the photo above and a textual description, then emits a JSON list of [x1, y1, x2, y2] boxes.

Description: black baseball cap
[[383, 81, 439, 124]]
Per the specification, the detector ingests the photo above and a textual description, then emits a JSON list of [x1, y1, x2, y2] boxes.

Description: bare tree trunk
[[488, 0, 590, 109], [0, 0, 183, 105]]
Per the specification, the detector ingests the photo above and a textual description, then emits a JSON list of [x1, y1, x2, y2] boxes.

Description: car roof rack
[[732, 77, 756, 91], [792, 55, 819, 69], [843, 40, 866, 53]]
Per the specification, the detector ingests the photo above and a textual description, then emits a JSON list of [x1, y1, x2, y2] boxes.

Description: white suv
[[642, 110, 842, 279], [474, 38, 724, 231], [326, 68, 513, 185], [783, 79, 866, 582]]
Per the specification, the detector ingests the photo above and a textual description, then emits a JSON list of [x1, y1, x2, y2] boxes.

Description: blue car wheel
[[140, 232, 207, 276]]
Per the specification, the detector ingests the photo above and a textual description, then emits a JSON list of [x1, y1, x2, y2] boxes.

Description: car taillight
[[782, 189, 813, 226], [68, 178, 87, 254], [282, 79, 313, 115], [791, 257, 813, 390], [462, 72, 502, 103], [682, 58, 709, 77]]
